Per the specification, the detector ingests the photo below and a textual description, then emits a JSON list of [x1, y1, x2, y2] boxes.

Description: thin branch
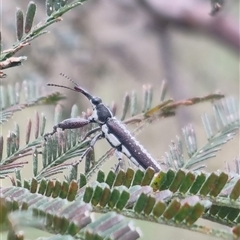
[[140, 0, 239, 53]]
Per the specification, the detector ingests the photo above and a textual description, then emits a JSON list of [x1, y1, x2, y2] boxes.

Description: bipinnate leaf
[[15, 169, 22, 187], [91, 185, 104, 206], [67, 180, 78, 201], [38, 179, 48, 195], [229, 179, 240, 200], [52, 180, 62, 198], [33, 147, 38, 177], [34, 111, 39, 139], [108, 188, 121, 208], [30, 177, 38, 193], [105, 170, 116, 188], [162, 97, 239, 171], [79, 173, 87, 188], [159, 80, 167, 102], [141, 167, 155, 186], [0, 199, 8, 226], [124, 168, 135, 188], [185, 202, 205, 225], [146, 85, 153, 111], [60, 0, 68, 7], [163, 199, 181, 219], [25, 1, 36, 34], [2, 164, 240, 239], [121, 93, 130, 121], [16, 8, 24, 40], [179, 171, 196, 193], [189, 172, 206, 194], [83, 212, 140, 240], [0, 31, 2, 53], [199, 172, 218, 196], [114, 169, 126, 187], [40, 113, 47, 136], [83, 186, 93, 203], [54, 0, 61, 11], [160, 169, 175, 190], [182, 124, 197, 158], [100, 188, 111, 209], [1, 186, 134, 238], [96, 169, 105, 183], [130, 90, 138, 116], [46, 0, 54, 16], [116, 190, 130, 210], [0, 136, 3, 162], [0, 81, 65, 125], [45, 179, 54, 196], [169, 169, 185, 192], [209, 172, 228, 196], [134, 192, 148, 213], [132, 169, 144, 186], [59, 181, 69, 199], [25, 119, 32, 144]]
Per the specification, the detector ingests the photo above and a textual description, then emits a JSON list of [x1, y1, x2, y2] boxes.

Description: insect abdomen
[[102, 118, 161, 172]]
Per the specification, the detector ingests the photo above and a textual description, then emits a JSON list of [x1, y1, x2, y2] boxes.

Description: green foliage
[[0, 189, 140, 239], [0, 0, 86, 72], [0, 1, 239, 240], [0, 80, 65, 124], [163, 97, 239, 170], [1, 167, 240, 239]]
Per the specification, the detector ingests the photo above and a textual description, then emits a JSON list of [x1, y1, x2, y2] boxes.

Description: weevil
[[44, 74, 161, 172]]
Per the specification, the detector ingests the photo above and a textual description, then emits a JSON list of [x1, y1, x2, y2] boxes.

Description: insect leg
[[79, 132, 104, 160], [81, 126, 101, 141], [44, 118, 90, 140], [114, 150, 125, 172], [44, 125, 58, 140]]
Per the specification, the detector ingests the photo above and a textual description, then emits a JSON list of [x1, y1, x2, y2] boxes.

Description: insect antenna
[[59, 72, 93, 100], [47, 83, 77, 92], [60, 72, 79, 87]]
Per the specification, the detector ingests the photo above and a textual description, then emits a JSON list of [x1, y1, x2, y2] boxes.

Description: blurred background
[[1, 0, 239, 239]]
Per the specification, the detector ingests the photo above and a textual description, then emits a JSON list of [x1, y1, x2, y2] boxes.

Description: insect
[[44, 74, 161, 172]]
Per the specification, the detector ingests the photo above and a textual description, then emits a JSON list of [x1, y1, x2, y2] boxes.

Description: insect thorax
[[90, 103, 113, 124]]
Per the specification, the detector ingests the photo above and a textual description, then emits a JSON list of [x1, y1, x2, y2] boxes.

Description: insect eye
[[91, 97, 102, 105]]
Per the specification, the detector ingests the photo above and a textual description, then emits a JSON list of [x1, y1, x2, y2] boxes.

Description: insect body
[[44, 74, 161, 172]]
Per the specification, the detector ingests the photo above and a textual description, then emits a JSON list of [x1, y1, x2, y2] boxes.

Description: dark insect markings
[[102, 118, 161, 172]]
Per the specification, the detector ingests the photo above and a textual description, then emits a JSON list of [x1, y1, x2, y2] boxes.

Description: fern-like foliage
[[25, 85, 226, 181], [0, 185, 140, 240], [0, 80, 65, 124], [0, 0, 87, 71], [1, 166, 240, 239], [0, 81, 65, 178], [0, 0, 84, 179], [163, 97, 239, 170], [1, 1, 239, 240], [2, 90, 237, 238]]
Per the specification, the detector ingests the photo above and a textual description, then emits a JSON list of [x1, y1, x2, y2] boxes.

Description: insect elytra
[[44, 73, 161, 172], [103, 117, 161, 171]]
